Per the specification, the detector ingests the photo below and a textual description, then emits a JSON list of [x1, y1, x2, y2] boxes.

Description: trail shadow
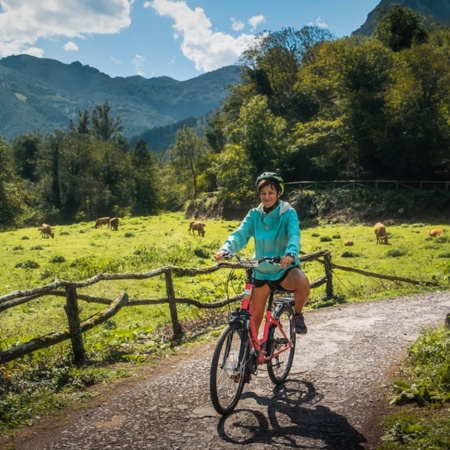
[[217, 379, 367, 449]]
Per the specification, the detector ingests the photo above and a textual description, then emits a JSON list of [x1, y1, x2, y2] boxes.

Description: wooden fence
[[0, 248, 435, 366]]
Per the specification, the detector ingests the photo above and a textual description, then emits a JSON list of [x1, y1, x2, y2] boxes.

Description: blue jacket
[[220, 200, 301, 280]]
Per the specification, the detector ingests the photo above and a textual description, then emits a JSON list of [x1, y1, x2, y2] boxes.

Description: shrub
[[14, 260, 40, 269]]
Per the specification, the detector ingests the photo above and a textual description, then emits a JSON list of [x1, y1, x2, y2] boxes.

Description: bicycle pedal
[[274, 338, 288, 345]]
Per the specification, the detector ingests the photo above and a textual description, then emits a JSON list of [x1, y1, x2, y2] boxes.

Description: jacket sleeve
[[220, 211, 254, 254], [284, 209, 301, 258]]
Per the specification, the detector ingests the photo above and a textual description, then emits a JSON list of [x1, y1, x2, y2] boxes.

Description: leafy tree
[[11, 133, 42, 182], [229, 94, 287, 178], [215, 143, 255, 205], [374, 4, 428, 52], [380, 44, 450, 179], [69, 110, 90, 134], [294, 37, 394, 178], [238, 26, 335, 123], [130, 139, 160, 214], [168, 125, 209, 200], [91, 101, 124, 142], [0, 138, 24, 228]]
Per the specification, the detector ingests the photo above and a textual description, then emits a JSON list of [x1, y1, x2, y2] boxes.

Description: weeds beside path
[[2, 292, 450, 450]]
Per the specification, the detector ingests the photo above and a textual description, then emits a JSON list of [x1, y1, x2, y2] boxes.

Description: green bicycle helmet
[[255, 172, 285, 195]]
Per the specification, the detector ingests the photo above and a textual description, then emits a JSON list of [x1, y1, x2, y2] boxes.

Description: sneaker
[[294, 312, 307, 334]]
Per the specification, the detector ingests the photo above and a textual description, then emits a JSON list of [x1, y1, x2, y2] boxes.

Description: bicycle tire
[[210, 323, 248, 415], [267, 302, 296, 384]]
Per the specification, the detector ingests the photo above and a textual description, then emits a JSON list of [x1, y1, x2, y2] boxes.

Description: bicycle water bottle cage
[[229, 309, 251, 325]]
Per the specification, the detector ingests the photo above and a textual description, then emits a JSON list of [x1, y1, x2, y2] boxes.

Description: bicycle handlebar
[[222, 253, 284, 268]]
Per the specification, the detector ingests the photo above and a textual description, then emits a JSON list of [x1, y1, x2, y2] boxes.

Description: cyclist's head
[[255, 172, 284, 196]]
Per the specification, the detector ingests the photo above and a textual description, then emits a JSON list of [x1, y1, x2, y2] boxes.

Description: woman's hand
[[215, 250, 227, 261], [280, 254, 294, 269]]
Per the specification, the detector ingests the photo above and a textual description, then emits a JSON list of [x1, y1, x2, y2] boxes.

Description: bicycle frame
[[231, 267, 293, 366]]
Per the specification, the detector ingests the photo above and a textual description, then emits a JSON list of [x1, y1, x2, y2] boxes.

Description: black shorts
[[252, 266, 299, 291]]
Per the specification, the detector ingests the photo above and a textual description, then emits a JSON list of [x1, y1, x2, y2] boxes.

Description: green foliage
[[381, 327, 450, 448], [384, 246, 409, 258], [14, 260, 40, 269], [374, 4, 428, 52], [341, 251, 362, 258]]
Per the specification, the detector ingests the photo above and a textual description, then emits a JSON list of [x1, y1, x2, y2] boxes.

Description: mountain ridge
[[353, 0, 450, 36], [0, 54, 241, 141], [1, 0, 449, 144]]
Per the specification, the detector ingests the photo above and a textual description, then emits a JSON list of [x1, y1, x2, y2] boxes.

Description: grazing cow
[[429, 229, 445, 237], [109, 217, 119, 231], [374, 222, 388, 244], [344, 240, 354, 246], [94, 217, 111, 229], [40, 223, 54, 239], [188, 221, 206, 237]]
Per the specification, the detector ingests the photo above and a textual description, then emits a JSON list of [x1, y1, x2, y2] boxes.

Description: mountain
[[0, 55, 241, 141], [353, 0, 450, 36]]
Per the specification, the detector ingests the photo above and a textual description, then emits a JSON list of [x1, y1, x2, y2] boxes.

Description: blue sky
[[0, 0, 380, 81]]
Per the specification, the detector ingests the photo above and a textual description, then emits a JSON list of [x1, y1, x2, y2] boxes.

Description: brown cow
[[189, 221, 206, 236], [94, 217, 111, 229], [344, 240, 354, 246], [429, 229, 445, 237], [374, 222, 388, 244], [109, 217, 119, 231], [40, 223, 54, 239]]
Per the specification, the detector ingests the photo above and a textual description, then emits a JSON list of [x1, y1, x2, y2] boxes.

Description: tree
[[230, 95, 287, 178], [130, 139, 160, 214], [293, 37, 394, 178], [374, 4, 428, 52], [69, 110, 90, 134], [379, 44, 450, 179], [0, 138, 24, 228], [11, 133, 42, 182], [91, 101, 124, 142], [169, 126, 209, 200], [238, 26, 335, 123]]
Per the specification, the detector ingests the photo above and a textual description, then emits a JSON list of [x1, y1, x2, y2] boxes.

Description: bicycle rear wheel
[[267, 302, 296, 384], [210, 323, 248, 415]]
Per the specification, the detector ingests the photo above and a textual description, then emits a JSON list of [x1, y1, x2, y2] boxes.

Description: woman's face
[[259, 183, 280, 209]]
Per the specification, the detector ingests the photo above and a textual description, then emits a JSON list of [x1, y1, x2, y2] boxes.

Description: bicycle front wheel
[[210, 323, 248, 415], [267, 302, 296, 384]]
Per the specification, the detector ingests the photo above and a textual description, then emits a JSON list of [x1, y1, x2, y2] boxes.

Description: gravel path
[[3, 292, 450, 450]]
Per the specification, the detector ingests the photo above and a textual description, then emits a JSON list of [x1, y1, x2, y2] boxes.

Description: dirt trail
[[3, 292, 450, 450]]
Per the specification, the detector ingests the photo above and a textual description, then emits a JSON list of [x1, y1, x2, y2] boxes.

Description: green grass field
[[1, 213, 449, 353], [1, 212, 450, 436]]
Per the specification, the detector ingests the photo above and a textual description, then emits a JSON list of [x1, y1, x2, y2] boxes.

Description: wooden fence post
[[165, 269, 183, 339], [323, 252, 334, 298], [64, 284, 86, 366]]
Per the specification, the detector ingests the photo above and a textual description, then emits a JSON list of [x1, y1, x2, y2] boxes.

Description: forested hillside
[[1, 5, 449, 229], [0, 55, 240, 140]]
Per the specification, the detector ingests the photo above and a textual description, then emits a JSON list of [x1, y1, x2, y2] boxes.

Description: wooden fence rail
[[0, 248, 433, 366]]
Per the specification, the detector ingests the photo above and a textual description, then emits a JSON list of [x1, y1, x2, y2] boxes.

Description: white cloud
[[145, 0, 256, 72], [231, 17, 244, 32], [310, 16, 329, 29], [0, 0, 132, 57], [132, 53, 145, 76], [248, 14, 265, 32], [64, 41, 79, 52]]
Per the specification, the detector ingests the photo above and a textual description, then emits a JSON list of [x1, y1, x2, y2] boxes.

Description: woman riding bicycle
[[215, 172, 310, 335]]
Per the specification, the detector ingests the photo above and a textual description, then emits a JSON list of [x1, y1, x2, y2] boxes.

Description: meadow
[[1, 212, 450, 434], [1, 212, 449, 355]]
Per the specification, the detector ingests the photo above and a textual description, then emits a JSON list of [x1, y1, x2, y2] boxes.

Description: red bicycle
[[210, 254, 296, 415]]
